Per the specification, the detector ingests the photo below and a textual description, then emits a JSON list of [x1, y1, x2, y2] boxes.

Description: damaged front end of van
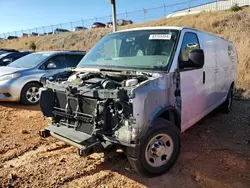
[[39, 69, 174, 154], [39, 28, 182, 177]]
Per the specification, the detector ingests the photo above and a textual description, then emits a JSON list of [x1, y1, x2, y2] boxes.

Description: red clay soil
[[0, 100, 250, 188]]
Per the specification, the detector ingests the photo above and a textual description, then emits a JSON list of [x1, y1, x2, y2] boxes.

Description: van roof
[[117, 26, 232, 43], [117, 26, 185, 32]]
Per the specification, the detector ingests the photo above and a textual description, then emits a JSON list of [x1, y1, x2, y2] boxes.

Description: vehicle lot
[[0, 99, 249, 188]]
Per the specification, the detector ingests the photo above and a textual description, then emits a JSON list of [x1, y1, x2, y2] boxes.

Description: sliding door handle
[[203, 71, 206, 84]]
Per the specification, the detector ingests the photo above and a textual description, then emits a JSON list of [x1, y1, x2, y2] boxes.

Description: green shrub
[[230, 4, 242, 12], [29, 41, 36, 51]]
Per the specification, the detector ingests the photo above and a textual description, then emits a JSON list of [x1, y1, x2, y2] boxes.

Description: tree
[[29, 41, 37, 51], [230, 4, 242, 12]]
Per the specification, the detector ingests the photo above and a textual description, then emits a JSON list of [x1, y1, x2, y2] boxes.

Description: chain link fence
[[0, 0, 249, 39]]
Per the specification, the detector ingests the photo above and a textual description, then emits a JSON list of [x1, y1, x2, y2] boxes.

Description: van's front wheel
[[127, 118, 180, 177]]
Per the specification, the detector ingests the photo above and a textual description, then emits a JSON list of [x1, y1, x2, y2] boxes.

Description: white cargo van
[[40, 27, 238, 177]]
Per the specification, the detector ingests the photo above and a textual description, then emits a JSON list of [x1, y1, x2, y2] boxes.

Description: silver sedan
[[0, 51, 85, 104]]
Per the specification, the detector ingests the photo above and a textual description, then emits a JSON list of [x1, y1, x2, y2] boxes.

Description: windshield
[[8, 53, 50, 68], [78, 29, 179, 70]]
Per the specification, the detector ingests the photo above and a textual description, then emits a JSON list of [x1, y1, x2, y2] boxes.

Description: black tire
[[126, 118, 180, 177], [20, 82, 41, 105], [221, 85, 233, 113]]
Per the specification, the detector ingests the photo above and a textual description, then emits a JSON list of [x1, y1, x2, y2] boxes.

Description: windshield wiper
[[104, 57, 113, 60], [8, 65, 21, 68]]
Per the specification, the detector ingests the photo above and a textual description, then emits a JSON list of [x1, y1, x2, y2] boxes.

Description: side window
[[11, 53, 23, 61], [45, 55, 67, 69], [66, 55, 84, 67], [180, 32, 200, 62]]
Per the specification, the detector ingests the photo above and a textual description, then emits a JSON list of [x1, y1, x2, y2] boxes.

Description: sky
[[0, 0, 213, 36]]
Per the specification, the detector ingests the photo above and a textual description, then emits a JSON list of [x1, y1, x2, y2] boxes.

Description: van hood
[[0, 66, 26, 76]]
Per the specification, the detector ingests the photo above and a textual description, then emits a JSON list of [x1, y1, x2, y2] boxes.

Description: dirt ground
[[0, 100, 249, 188]]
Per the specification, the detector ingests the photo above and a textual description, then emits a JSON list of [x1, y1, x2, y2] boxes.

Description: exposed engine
[[40, 70, 149, 145]]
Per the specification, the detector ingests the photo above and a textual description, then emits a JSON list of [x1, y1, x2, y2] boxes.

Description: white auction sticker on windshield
[[149, 34, 172, 40]]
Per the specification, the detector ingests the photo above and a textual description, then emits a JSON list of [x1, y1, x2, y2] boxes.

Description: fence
[[173, 0, 250, 13], [0, 0, 249, 39]]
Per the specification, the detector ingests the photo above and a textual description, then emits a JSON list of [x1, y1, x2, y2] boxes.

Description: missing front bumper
[[39, 125, 101, 156]]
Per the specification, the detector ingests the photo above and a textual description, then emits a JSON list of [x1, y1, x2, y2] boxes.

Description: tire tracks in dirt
[[1, 101, 250, 188], [58, 150, 127, 186]]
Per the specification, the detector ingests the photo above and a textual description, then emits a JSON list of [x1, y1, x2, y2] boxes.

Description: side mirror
[[2, 58, 12, 64], [47, 62, 57, 69], [180, 49, 204, 69]]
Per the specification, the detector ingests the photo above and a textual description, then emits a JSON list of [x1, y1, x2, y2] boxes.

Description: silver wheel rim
[[26, 87, 40, 103], [145, 133, 174, 168]]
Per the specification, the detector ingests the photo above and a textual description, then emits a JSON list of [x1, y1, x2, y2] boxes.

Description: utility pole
[[107, 0, 117, 32], [163, 4, 166, 17], [143, 8, 148, 22], [81, 19, 84, 27], [70, 22, 73, 30]]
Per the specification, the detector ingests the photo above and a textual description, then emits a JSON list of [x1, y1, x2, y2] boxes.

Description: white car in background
[[72, 26, 88, 32], [166, 10, 206, 18], [53, 28, 70, 34]]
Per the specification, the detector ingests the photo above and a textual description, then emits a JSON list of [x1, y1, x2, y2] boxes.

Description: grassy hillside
[[0, 8, 249, 90]]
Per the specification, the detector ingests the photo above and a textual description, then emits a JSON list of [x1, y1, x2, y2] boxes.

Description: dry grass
[[0, 8, 249, 89]]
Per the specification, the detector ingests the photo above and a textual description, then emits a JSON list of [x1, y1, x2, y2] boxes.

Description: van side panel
[[198, 32, 217, 111], [179, 30, 237, 132], [215, 39, 228, 101], [231, 44, 238, 88], [216, 38, 237, 100]]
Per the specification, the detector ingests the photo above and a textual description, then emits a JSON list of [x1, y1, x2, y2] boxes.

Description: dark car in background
[[28, 32, 39, 37], [46, 32, 53, 35], [0, 49, 19, 55], [53, 28, 70, 34], [91, 22, 106, 29], [117, 19, 133, 26], [106, 22, 113, 28], [7, 36, 19, 40], [0, 51, 32, 66]]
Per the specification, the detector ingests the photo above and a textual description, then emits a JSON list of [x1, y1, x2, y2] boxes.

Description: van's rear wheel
[[21, 83, 41, 105], [127, 118, 180, 177], [221, 86, 233, 113]]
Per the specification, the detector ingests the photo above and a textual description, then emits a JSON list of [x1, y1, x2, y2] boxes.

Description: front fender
[[130, 76, 171, 137], [11, 73, 43, 96], [138, 105, 179, 138]]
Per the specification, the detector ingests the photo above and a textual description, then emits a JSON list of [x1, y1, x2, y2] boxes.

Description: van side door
[[200, 34, 218, 112], [179, 31, 206, 131], [215, 41, 233, 103]]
